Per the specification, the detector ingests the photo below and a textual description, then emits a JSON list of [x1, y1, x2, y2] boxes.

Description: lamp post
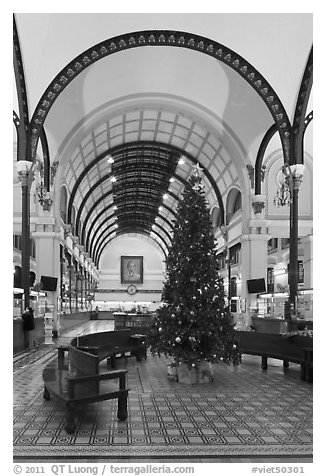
[[220, 225, 231, 310], [16, 160, 34, 310], [282, 163, 305, 319]]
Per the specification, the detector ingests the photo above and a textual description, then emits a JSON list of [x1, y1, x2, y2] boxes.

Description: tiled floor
[[13, 320, 313, 462]]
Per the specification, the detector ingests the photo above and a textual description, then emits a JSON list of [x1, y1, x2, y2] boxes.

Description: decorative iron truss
[[29, 29, 293, 164], [67, 141, 224, 265], [13, 16, 30, 161], [292, 47, 313, 165]]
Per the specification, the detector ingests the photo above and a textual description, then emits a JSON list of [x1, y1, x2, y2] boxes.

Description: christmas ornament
[[147, 166, 241, 372]]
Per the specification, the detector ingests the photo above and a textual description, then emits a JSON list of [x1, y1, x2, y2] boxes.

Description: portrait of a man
[[121, 256, 143, 284]]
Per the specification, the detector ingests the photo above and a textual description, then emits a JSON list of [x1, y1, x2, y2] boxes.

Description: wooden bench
[[236, 331, 313, 382], [70, 329, 147, 368], [43, 329, 148, 433], [43, 345, 129, 434]]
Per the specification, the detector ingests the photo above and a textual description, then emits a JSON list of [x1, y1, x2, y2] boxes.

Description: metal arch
[[296, 110, 313, 168], [87, 211, 116, 257], [92, 212, 173, 264], [80, 189, 113, 242], [13, 15, 30, 162], [39, 127, 50, 191], [68, 140, 225, 231], [87, 204, 175, 258], [68, 140, 177, 212], [80, 187, 181, 246], [96, 228, 169, 267], [293, 47, 313, 165], [72, 173, 113, 229], [118, 220, 172, 249], [93, 216, 172, 266], [29, 29, 293, 166], [85, 204, 116, 252], [72, 170, 194, 250], [96, 231, 168, 267], [13, 110, 20, 159], [88, 206, 174, 258], [304, 111, 313, 133], [93, 228, 117, 266], [68, 140, 180, 226], [254, 124, 277, 195], [13, 110, 20, 131], [68, 141, 201, 221]]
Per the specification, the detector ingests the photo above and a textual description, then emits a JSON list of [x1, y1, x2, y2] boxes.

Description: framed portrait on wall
[[121, 256, 143, 284]]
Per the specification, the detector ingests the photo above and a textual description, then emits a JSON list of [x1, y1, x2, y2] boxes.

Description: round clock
[[127, 284, 137, 295]]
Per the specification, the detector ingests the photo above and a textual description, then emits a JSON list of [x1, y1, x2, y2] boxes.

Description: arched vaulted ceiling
[[60, 106, 238, 266], [13, 14, 313, 267]]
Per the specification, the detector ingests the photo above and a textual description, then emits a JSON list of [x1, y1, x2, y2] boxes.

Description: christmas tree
[[149, 166, 241, 369]]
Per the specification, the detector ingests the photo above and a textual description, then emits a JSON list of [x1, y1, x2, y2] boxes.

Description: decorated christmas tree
[[149, 166, 241, 371]]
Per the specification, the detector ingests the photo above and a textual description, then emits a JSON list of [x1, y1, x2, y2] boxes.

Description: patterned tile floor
[[13, 321, 313, 462]]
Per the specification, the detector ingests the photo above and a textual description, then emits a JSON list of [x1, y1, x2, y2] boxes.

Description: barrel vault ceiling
[[13, 13, 313, 265]]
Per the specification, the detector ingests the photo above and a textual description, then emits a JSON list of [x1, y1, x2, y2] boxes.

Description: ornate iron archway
[[26, 29, 294, 164]]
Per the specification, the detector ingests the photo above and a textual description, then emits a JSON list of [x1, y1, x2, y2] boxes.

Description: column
[[67, 263, 74, 313], [17, 162, 33, 309], [302, 234, 313, 289], [284, 164, 305, 318], [240, 230, 270, 327], [34, 224, 60, 337]]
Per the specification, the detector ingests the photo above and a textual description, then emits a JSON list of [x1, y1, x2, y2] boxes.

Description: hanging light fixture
[[36, 180, 53, 210], [273, 182, 291, 207]]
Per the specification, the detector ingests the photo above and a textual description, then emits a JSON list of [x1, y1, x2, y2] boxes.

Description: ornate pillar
[[67, 263, 73, 313], [34, 222, 61, 333], [240, 227, 271, 327], [16, 161, 33, 309], [284, 164, 305, 318], [220, 226, 231, 310]]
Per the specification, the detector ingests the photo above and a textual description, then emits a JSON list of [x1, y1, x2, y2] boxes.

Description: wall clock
[[127, 284, 137, 295]]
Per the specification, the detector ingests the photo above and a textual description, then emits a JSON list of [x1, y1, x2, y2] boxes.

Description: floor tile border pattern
[[13, 322, 313, 459]]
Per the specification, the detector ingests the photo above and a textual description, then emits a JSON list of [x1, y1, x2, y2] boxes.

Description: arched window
[[60, 186, 68, 223], [233, 191, 242, 213], [71, 205, 76, 235], [210, 206, 222, 233], [226, 188, 242, 225]]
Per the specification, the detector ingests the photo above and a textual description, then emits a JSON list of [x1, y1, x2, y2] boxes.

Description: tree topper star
[[192, 162, 204, 177]]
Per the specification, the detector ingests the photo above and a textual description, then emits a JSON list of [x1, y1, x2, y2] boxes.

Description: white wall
[[97, 234, 165, 303]]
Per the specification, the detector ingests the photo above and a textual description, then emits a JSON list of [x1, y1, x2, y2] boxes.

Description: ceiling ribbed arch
[[63, 139, 225, 262], [34, 27, 292, 263], [30, 29, 293, 164]]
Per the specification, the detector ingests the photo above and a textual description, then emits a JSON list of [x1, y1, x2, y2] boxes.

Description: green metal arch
[[29, 29, 293, 164]]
